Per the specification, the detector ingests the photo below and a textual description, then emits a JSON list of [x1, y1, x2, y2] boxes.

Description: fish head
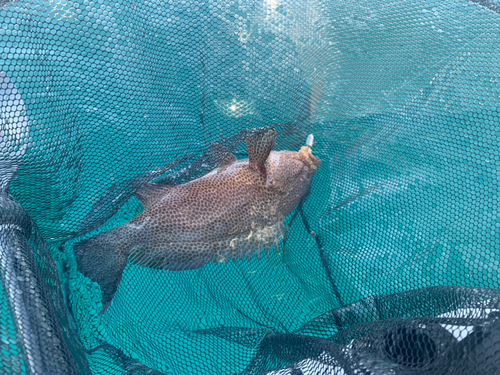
[[265, 146, 320, 196]]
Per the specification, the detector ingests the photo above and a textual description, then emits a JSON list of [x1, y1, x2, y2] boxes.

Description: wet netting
[[0, 0, 500, 374]]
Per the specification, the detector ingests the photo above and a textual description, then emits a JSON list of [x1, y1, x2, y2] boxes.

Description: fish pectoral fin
[[245, 128, 277, 177], [134, 182, 172, 208]]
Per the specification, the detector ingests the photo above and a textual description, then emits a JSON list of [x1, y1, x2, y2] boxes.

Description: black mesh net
[[1, 0, 500, 374]]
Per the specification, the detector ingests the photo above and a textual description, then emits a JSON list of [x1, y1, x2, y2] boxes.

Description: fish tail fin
[[73, 226, 131, 314]]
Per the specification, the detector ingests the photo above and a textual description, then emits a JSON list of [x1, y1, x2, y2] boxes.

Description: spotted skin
[[74, 129, 320, 313]]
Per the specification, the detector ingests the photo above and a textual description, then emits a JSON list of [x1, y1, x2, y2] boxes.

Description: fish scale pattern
[[73, 136, 320, 314], [0, 0, 499, 374]]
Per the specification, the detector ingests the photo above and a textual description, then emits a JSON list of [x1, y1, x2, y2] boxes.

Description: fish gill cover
[[0, 0, 499, 374]]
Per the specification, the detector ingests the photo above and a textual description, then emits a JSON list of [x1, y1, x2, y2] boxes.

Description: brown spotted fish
[[74, 129, 320, 313]]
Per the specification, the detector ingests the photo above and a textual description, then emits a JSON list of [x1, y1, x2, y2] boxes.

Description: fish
[[74, 129, 320, 313]]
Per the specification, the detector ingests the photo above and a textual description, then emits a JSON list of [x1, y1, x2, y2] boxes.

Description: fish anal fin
[[245, 128, 277, 176], [134, 183, 171, 208], [129, 245, 212, 271]]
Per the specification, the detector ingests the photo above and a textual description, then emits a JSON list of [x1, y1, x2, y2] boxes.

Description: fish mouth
[[298, 146, 320, 171]]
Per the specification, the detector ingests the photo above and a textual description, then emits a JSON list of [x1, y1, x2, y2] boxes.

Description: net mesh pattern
[[0, 0, 499, 374]]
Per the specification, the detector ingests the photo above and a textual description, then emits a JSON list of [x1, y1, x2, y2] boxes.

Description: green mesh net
[[1, 0, 500, 374]]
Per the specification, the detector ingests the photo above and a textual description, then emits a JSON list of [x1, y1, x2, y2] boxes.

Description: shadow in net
[[238, 287, 500, 375]]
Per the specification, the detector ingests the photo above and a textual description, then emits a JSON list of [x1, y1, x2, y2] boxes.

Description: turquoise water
[[56, 110, 499, 373], [0, 0, 499, 373]]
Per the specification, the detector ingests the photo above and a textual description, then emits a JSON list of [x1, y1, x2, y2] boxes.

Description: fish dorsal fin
[[245, 128, 277, 176], [219, 153, 237, 167], [135, 182, 171, 208], [208, 142, 237, 168]]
